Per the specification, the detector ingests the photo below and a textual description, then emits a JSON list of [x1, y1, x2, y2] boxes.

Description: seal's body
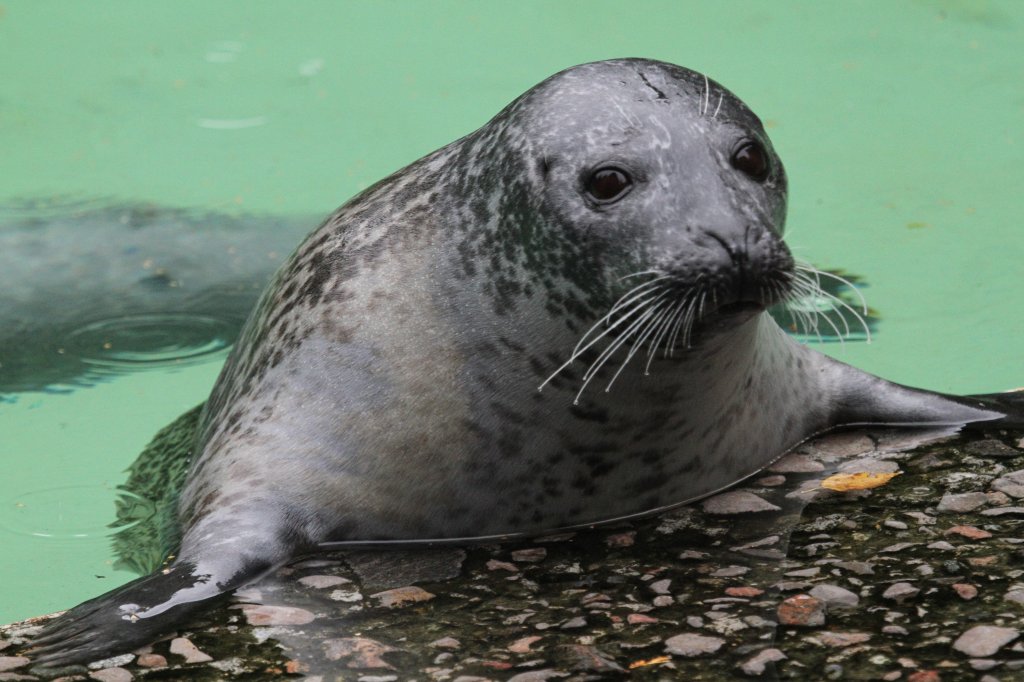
[[31, 58, 1012, 667]]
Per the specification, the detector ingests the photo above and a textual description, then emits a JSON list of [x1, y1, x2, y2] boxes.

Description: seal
[[29, 58, 1019, 667]]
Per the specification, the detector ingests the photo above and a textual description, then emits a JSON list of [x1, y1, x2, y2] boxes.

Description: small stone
[[89, 669, 132, 682], [927, 541, 956, 551], [725, 586, 764, 598], [664, 633, 726, 657], [777, 594, 826, 627], [816, 632, 871, 647], [649, 579, 671, 595], [952, 625, 1020, 657], [1004, 589, 1024, 605], [738, 648, 786, 675], [487, 559, 519, 572], [136, 654, 167, 668], [966, 439, 1018, 459], [324, 637, 397, 669], [883, 626, 909, 636], [87, 654, 134, 670], [702, 491, 781, 514], [508, 635, 543, 653], [240, 604, 316, 625], [884, 519, 909, 530], [169, 637, 213, 664], [970, 659, 1000, 671], [560, 616, 587, 629], [968, 555, 999, 566], [0, 660, 28, 673], [945, 525, 992, 540], [992, 470, 1024, 498], [879, 542, 917, 553], [952, 583, 978, 600], [510, 548, 547, 563], [937, 492, 989, 513], [769, 454, 824, 473], [298, 574, 351, 589], [628, 613, 659, 624], [980, 506, 1024, 516], [560, 644, 623, 672], [835, 561, 875, 575], [652, 595, 674, 607], [711, 565, 750, 578], [756, 475, 786, 487], [785, 567, 820, 578], [809, 584, 860, 610], [605, 531, 636, 547], [430, 637, 461, 649], [372, 586, 435, 607], [882, 582, 920, 602], [907, 672, 940, 682], [904, 511, 937, 525]]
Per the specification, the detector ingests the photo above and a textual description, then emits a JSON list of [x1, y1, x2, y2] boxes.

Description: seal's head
[[461, 58, 793, 351]]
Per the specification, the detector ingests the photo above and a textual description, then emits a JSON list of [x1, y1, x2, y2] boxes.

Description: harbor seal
[[29, 58, 1019, 667]]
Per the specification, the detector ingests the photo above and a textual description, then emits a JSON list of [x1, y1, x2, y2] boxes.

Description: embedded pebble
[[701, 491, 780, 515], [648, 579, 671, 595], [883, 519, 908, 530], [711, 565, 750, 578], [725, 586, 764, 598], [89, 668, 132, 682], [323, 637, 397, 668], [945, 525, 992, 540], [487, 560, 519, 572], [372, 586, 436, 607], [169, 637, 213, 664], [980, 506, 1024, 516], [777, 595, 826, 627], [510, 548, 547, 563], [768, 453, 824, 473], [815, 631, 871, 647], [559, 616, 586, 630], [926, 541, 956, 551], [136, 654, 167, 668], [664, 633, 725, 657], [882, 582, 920, 602], [604, 531, 636, 548], [1004, 588, 1024, 605], [298, 574, 352, 589], [756, 475, 786, 487], [966, 439, 1018, 458], [240, 604, 316, 626], [738, 648, 786, 675], [508, 636, 542, 653], [936, 492, 989, 513], [808, 584, 859, 609], [430, 637, 460, 649], [992, 470, 1024, 498], [952, 625, 1020, 657], [952, 583, 978, 600]]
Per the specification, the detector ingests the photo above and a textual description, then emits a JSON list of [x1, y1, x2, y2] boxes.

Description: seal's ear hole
[[586, 168, 632, 203], [730, 142, 770, 182]]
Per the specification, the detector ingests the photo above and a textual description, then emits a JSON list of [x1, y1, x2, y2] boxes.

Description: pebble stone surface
[[2, 427, 1023, 680]]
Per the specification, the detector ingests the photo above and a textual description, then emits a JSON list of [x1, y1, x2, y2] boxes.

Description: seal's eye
[[586, 167, 632, 203], [731, 142, 770, 182]]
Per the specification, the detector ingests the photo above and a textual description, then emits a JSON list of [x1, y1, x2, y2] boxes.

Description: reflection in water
[[67, 313, 234, 373]]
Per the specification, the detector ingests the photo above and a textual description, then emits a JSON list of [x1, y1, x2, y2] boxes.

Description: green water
[[0, 1, 1021, 624]]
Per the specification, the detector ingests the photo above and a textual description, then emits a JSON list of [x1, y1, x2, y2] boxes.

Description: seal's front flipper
[[28, 560, 239, 668]]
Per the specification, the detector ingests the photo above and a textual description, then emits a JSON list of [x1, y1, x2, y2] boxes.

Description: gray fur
[[29, 58, 1002, 668]]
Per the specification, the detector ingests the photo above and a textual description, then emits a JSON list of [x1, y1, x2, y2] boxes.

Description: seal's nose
[[695, 224, 793, 305]]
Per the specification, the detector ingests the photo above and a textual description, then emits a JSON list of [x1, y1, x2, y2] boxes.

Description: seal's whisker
[[582, 291, 674, 384], [665, 296, 692, 357], [795, 262, 868, 314], [607, 301, 670, 390], [540, 291, 663, 392], [657, 299, 689, 360], [574, 286, 664, 356], [701, 74, 710, 116], [643, 301, 680, 374], [712, 92, 723, 119], [788, 269, 871, 344], [670, 294, 698, 353], [618, 269, 667, 282], [575, 303, 665, 403]]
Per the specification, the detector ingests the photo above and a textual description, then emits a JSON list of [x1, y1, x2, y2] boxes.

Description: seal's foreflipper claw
[[28, 562, 227, 668]]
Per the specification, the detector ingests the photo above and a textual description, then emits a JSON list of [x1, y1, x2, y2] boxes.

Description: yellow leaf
[[629, 656, 671, 669], [821, 471, 902, 492]]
